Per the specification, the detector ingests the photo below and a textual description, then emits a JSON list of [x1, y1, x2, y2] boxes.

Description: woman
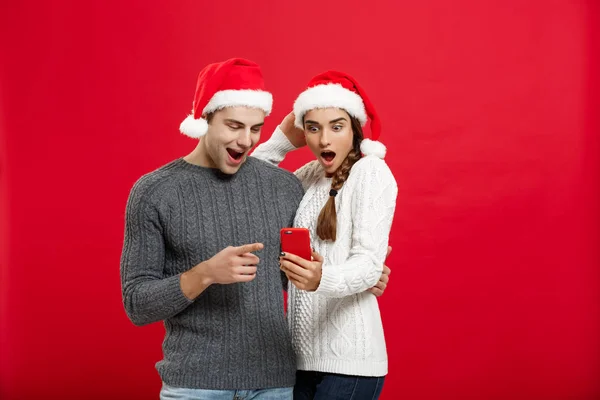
[[252, 71, 397, 399]]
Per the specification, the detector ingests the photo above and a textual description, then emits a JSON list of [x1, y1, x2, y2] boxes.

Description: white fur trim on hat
[[203, 89, 273, 116], [179, 115, 209, 138], [293, 83, 367, 129], [360, 139, 386, 159]]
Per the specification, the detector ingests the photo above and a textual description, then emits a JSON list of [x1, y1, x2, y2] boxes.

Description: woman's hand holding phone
[[279, 250, 323, 292]]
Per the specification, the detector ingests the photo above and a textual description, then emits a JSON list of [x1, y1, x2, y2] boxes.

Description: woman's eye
[[332, 125, 343, 131]]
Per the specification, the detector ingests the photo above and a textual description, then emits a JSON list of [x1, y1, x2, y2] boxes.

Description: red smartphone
[[280, 228, 312, 260]]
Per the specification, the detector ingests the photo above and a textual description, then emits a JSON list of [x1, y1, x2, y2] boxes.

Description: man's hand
[[368, 246, 392, 297], [280, 250, 323, 291], [181, 243, 264, 300], [280, 112, 306, 148], [202, 243, 264, 284]]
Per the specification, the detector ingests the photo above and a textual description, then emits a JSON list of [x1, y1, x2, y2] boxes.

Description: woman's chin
[[319, 162, 338, 176]]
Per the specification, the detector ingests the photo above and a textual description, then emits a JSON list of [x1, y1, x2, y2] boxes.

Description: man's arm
[[120, 185, 265, 326], [120, 194, 193, 326]]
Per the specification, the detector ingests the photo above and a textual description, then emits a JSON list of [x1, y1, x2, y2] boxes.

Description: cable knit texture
[[253, 127, 398, 377], [120, 157, 304, 390]]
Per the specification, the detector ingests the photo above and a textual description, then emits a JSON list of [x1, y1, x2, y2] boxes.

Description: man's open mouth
[[227, 148, 244, 161]]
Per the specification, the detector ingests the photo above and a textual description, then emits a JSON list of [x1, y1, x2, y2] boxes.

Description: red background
[[1, 1, 599, 399]]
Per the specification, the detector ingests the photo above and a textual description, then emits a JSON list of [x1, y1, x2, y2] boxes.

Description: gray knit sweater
[[120, 157, 304, 390]]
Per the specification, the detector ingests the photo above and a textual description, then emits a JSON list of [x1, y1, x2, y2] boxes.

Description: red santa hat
[[180, 58, 273, 138], [292, 71, 386, 158]]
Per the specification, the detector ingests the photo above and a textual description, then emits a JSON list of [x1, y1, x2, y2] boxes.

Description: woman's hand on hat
[[279, 250, 323, 291], [280, 112, 306, 148]]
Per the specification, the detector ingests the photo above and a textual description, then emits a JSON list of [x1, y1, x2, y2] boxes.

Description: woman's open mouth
[[320, 151, 336, 167]]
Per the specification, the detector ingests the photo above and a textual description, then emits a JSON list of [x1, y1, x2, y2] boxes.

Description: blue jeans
[[294, 371, 385, 400], [160, 383, 293, 400]]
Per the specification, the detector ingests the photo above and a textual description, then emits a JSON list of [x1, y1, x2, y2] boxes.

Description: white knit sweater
[[252, 127, 398, 377]]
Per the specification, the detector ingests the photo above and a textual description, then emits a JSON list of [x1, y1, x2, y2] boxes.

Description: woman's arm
[[252, 114, 320, 188], [251, 113, 305, 166], [251, 125, 297, 166], [316, 157, 398, 298]]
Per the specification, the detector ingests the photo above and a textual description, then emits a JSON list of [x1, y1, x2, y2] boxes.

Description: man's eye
[[228, 125, 241, 130], [251, 127, 261, 133], [307, 126, 319, 133]]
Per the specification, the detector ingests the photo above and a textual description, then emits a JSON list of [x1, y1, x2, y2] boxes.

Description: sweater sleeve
[[253, 127, 320, 190], [315, 157, 398, 298], [252, 126, 297, 166], [120, 187, 193, 326]]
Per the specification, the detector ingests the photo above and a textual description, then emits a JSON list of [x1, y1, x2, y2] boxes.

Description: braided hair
[[316, 117, 364, 241]]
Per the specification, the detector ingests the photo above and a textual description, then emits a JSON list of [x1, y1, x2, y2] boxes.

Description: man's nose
[[237, 129, 252, 148]]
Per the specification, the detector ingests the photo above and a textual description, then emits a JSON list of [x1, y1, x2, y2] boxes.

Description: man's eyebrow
[[224, 119, 245, 126]]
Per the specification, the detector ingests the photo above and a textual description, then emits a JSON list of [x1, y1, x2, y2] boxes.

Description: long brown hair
[[316, 117, 364, 241]]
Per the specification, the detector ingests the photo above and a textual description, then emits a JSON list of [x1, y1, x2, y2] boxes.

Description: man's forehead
[[217, 106, 266, 124]]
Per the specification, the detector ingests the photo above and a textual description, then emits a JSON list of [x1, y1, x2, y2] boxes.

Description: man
[[120, 58, 391, 399]]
